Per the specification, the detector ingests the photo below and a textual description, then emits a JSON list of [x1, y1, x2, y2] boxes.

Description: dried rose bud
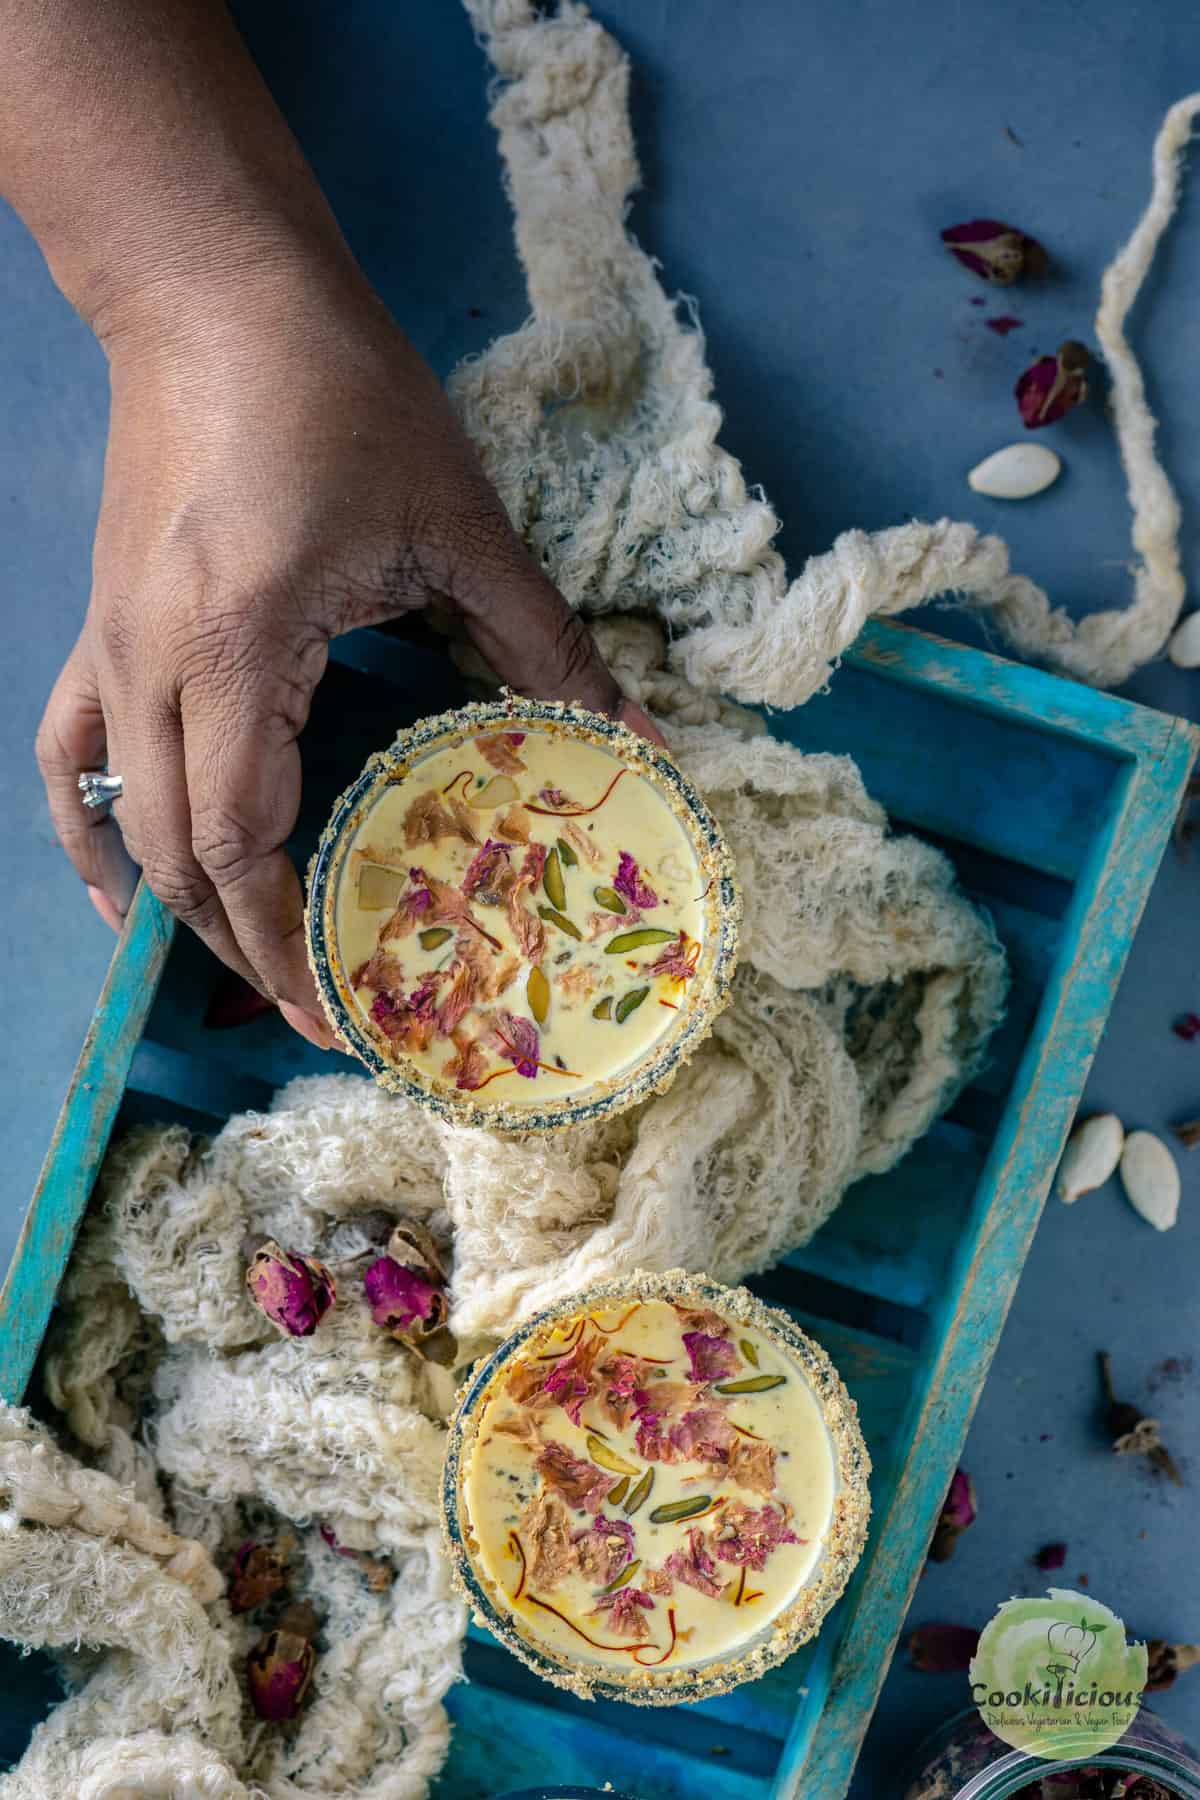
[[1015, 341, 1090, 429], [1173, 1012, 1200, 1042], [318, 1523, 395, 1593], [929, 1468, 976, 1562], [246, 1241, 336, 1337], [384, 1218, 447, 1285], [246, 1623, 316, 1721], [1173, 1115, 1200, 1150], [941, 218, 1048, 284], [908, 1622, 981, 1672], [1146, 1638, 1200, 1692], [363, 1255, 448, 1343], [1098, 1352, 1182, 1485], [228, 1539, 287, 1614], [1034, 1541, 1068, 1571]]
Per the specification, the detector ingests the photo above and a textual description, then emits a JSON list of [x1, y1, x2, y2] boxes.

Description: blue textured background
[[2, 2, 1199, 1792]]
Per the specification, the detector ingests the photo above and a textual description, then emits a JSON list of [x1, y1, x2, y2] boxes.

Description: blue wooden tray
[[2, 620, 1196, 1799]]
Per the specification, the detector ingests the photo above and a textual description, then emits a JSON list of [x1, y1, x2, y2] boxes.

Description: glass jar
[[904, 1706, 1200, 1798]]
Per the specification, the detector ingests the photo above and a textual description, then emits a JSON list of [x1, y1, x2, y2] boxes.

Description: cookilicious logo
[[970, 1590, 1148, 1759]]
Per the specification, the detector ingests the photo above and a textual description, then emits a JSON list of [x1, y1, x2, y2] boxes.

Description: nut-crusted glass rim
[[440, 1269, 872, 1706], [305, 698, 741, 1134]]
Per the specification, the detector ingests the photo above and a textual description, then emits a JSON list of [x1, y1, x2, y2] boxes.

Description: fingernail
[[279, 1002, 338, 1052], [87, 885, 125, 933]]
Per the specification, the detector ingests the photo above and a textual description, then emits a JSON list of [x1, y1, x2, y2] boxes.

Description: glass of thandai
[[441, 1271, 871, 1704], [306, 699, 740, 1131]]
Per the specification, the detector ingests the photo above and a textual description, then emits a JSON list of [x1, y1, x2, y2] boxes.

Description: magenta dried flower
[[1034, 1541, 1068, 1571], [247, 1623, 317, 1721], [929, 1467, 977, 1562], [1015, 341, 1090, 429], [985, 314, 1024, 336], [246, 1242, 336, 1338], [364, 1255, 448, 1342], [613, 851, 659, 911], [229, 1539, 287, 1614], [941, 219, 1048, 284], [1172, 1012, 1200, 1042], [682, 1331, 739, 1384], [492, 1009, 540, 1078], [908, 1621, 981, 1672]]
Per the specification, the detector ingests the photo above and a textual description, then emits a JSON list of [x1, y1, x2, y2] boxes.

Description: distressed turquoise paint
[[2, 621, 1196, 1800], [0, 881, 174, 1404]]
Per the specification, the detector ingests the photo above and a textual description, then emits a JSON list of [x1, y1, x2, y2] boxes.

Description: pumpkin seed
[[587, 1433, 638, 1476], [357, 864, 407, 911], [418, 926, 453, 951], [607, 1475, 630, 1507], [604, 928, 676, 954], [556, 837, 579, 868], [465, 773, 519, 809], [592, 996, 613, 1021], [738, 1338, 759, 1367], [614, 987, 649, 1024], [600, 1558, 641, 1595], [593, 886, 627, 914], [527, 965, 550, 1025], [649, 1494, 712, 1525], [543, 847, 567, 912], [715, 1374, 786, 1394], [538, 905, 582, 941], [623, 1470, 654, 1517]]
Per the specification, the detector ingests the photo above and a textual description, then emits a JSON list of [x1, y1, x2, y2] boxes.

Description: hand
[[36, 255, 663, 1047]]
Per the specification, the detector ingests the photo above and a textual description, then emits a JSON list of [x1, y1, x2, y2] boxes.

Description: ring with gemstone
[[78, 772, 124, 810]]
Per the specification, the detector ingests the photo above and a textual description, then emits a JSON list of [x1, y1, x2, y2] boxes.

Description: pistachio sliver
[[607, 1475, 630, 1507], [649, 1494, 712, 1525], [543, 847, 567, 912], [527, 965, 550, 1025], [466, 773, 519, 809], [623, 1470, 654, 1517], [418, 926, 454, 951], [555, 837, 579, 868], [715, 1374, 786, 1394], [357, 864, 408, 911], [600, 1558, 641, 1595], [739, 1338, 759, 1367], [592, 996, 613, 1021], [614, 986, 650, 1024], [538, 905, 582, 941], [604, 928, 676, 954], [586, 1433, 638, 1476], [593, 885, 627, 914]]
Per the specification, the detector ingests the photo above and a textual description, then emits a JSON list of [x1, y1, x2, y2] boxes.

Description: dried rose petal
[[462, 838, 514, 901], [246, 1242, 336, 1338], [682, 1330, 739, 1383], [318, 1523, 395, 1593], [664, 1527, 725, 1597], [573, 1514, 636, 1585], [908, 1621, 981, 1672], [712, 1502, 798, 1570], [929, 1467, 976, 1562], [492, 1009, 540, 1079], [1015, 341, 1089, 429], [537, 1439, 617, 1514], [229, 1539, 287, 1614], [614, 851, 659, 911], [363, 1256, 447, 1341], [542, 1335, 602, 1426], [246, 1626, 316, 1720], [385, 1218, 447, 1284], [941, 219, 1048, 284], [648, 932, 699, 983], [593, 1585, 655, 1636], [1034, 1541, 1068, 1571]]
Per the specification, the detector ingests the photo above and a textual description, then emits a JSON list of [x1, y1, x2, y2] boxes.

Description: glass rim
[[917, 1707, 1200, 1799]]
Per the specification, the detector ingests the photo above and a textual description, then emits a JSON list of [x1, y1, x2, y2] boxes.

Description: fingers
[[180, 661, 334, 1042], [450, 515, 669, 748], [35, 638, 139, 922]]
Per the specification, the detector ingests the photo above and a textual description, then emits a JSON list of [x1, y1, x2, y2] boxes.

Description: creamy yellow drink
[[443, 1274, 871, 1704], [308, 702, 740, 1131]]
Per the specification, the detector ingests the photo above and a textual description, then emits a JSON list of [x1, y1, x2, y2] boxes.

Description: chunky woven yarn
[[453, 2, 1198, 693]]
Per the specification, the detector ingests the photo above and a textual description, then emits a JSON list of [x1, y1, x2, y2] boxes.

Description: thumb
[[451, 524, 668, 748]]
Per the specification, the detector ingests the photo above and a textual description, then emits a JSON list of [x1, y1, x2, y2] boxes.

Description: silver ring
[[78, 771, 124, 810]]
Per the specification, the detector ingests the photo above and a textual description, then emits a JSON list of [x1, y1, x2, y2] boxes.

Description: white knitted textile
[[453, 3, 1198, 693], [12, 3, 1193, 1795]]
